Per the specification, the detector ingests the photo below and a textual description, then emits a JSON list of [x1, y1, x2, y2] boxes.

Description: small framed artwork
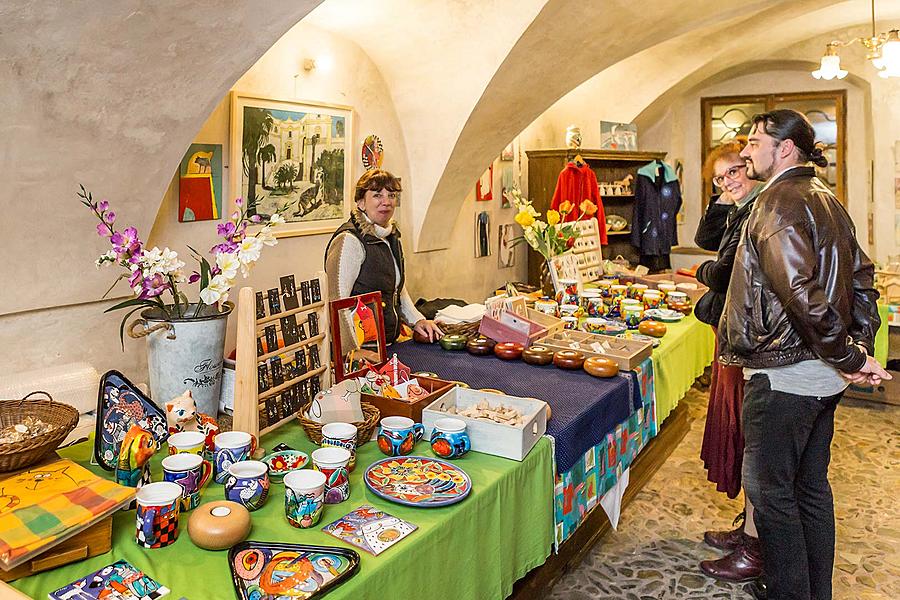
[[476, 164, 493, 201], [475, 211, 491, 258], [498, 223, 515, 268], [179, 143, 223, 222], [600, 121, 638, 151], [500, 141, 515, 161], [230, 92, 354, 237], [329, 292, 387, 383]]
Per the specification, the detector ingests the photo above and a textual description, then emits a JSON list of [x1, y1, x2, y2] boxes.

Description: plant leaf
[[104, 297, 157, 313], [117, 306, 148, 351], [199, 256, 211, 290]]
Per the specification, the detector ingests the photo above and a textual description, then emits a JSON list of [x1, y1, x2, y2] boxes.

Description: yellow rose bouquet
[[508, 187, 579, 260]]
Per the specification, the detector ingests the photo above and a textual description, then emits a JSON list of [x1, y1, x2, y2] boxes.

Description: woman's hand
[[715, 191, 735, 205], [412, 319, 444, 343]]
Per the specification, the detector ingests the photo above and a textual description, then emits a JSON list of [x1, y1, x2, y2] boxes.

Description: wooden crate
[[536, 330, 653, 371], [525, 308, 564, 337], [362, 375, 456, 422], [422, 388, 548, 461]]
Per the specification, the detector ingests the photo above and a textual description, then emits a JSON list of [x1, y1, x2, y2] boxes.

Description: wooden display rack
[[233, 271, 332, 439]]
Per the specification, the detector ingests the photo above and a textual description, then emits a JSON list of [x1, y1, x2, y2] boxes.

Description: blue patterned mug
[[284, 470, 326, 528], [377, 416, 425, 457], [213, 431, 256, 484], [162, 452, 211, 511], [223, 460, 270, 511], [430, 418, 471, 460]]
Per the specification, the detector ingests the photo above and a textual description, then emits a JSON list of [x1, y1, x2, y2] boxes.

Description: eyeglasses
[[713, 164, 747, 187]]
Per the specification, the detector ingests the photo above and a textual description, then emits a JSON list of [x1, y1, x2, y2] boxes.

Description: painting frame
[[230, 92, 354, 238]]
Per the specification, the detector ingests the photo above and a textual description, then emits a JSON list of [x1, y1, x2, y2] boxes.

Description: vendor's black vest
[[326, 215, 405, 343]]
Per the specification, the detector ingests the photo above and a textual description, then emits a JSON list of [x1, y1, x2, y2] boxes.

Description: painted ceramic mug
[[555, 279, 579, 306], [223, 460, 270, 512], [167, 430, 206, 456], [162, 452, 211, 511], [534, 298, 559, 317], [377, 416, 425, 457], [582, 317, 606, 334], [657, 283, 677, 298], [284, 469, 326, 529], [562, 316, 579, 330], [430, 417, 471, 459], [135, 481, 182, 549], [321, 422, 358, 471], [597, 280, 613, 298], [623, 304, 643, 329], [643, 290, 664, 310], [666, 290, 690, 306], [311, 447, 351, 504], [628, 283, 648, 301], [213, 431, 257, 484], [580, 291, 605, 318]]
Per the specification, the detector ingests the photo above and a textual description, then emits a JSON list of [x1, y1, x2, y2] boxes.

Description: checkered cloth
[[0, 459, 134, 565]]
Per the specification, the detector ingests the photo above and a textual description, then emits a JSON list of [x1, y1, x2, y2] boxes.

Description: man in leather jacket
[[718, 109, 889, 600]]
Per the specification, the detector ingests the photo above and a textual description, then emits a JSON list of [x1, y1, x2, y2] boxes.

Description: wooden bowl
[[668, 301, 693, 316], [584, 356, 619, 378], [439, 334, 469, 351], [188, 501, 251, 550], [522, 345, 554, 366], [467, 336, 496, 355], [493, 342, 525, 360], [553, 350, 586, 370], [638, 320, 667, 338]]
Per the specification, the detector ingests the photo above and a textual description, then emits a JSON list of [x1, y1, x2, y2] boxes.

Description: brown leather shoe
[[699, 535, 763, 583], [703, 525, 744, 551]]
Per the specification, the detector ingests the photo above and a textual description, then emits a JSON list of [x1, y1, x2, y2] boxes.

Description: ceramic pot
[[584, 357, 620, 378], [284, 470, 327, 529], [494, 342, 525, 360], [430, 418, 471, 459], [188, 501, 251, 550], [638, 320, 667, 338], [377, 416, 424, 457], [311, 447, 352, 504], [439, 334, 468, 351], [522, 345, 554, 365], [466, 336, 496, 356], [553, 350, 586, 370], [540, 261, 556, 298], [223, 460, 270, 512]]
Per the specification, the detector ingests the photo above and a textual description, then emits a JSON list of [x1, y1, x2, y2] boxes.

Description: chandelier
[[811, 0, 900, 79]]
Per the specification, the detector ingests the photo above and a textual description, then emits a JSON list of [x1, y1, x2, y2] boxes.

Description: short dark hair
[[354, 169, 402, 202], [750, 109, 829, 168]]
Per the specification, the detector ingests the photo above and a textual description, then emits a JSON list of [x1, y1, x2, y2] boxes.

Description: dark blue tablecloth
[[391, 341, 638, 473]]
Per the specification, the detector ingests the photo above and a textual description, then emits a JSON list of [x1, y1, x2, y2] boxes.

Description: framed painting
[[230, 92, 354, 237], [179, 143, 223, 222]]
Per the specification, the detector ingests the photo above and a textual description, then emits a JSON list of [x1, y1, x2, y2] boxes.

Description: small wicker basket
[[0, 391, 79, 473], [297, 401, 381, 446], [437, 320, 482, 338]]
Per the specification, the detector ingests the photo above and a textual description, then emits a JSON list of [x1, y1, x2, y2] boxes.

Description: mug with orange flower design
[[377, 416, 424, 457], [430, 418, 470, 460]]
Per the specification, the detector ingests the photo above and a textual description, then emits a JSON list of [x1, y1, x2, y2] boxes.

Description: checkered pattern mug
[[135, 482, 182, 549]]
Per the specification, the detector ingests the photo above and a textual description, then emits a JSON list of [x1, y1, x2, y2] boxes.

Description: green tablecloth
[[650, 315, 716, 423], [13, 423, 554, 600], [876, 303, 889, 366]]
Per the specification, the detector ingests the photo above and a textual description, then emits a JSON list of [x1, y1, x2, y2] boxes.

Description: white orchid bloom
[[215, 251, 240, 280], [199, 274, 231, 305]]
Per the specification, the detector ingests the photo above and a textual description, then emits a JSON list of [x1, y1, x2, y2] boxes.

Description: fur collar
[[352, 207, 400, 239]]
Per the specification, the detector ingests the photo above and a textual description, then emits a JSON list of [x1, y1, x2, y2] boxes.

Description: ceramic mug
[[562, 316, 579, 330], [666, 291, 689, 306], [580, 291, 605, 318], [311, 447, 351, 504], [162, 452, 211, 511], [643, 290, 664, 310], [430, 417, 471, 459], [321, 422, 358, 471], [582, 317, 606, 334], [377, 416, 424, 457], [596, 280, 613, 298], [628, 283, 648, 301], [623, 304, 643, 329], [555, 279, 579, 306], [223, 460, 270, 511], [610, 284, 628, 301], [167, 431, 206, 456], [657, 283, 677, 298], [135, 481, 182, 549], [534, 298, 559, 317], [213, 431, 257, 484], [284, 470, 326, 529], [559, 304, 584, 319]]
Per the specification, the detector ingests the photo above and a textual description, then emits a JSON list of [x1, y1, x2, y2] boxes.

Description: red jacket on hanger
[[549, 162, 608, 244]]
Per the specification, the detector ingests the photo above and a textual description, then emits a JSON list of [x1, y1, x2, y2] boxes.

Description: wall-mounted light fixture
[[811, 0, 899, 79]]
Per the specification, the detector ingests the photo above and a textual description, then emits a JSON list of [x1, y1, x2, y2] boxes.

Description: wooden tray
[[536, 330, 653, 371], [362, 376, 455, 422], [525, 308, 564, 337]]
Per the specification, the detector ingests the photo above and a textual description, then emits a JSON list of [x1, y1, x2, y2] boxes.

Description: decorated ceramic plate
[[229, 541, 359, 600], [364, 456, 472, 508], [644, 309, 685, 323], [263, 450, 309, 481]]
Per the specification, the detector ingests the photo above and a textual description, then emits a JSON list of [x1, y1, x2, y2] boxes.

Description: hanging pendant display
[[361, 135, 384, 171]]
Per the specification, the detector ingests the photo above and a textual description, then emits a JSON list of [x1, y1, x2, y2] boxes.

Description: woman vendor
[[325, 169, 442, 359]]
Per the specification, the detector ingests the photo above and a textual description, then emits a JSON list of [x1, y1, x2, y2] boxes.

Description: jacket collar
[[351, 207, 400, 240], [761, 165, 815, 192], [637, 160, 678, 183]]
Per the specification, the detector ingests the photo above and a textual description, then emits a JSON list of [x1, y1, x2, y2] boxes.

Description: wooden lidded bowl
[[553, 350, 586, 370], [188, 501, 251, 550], [584, 356, 620, 378], [522, 345, 554, 366], [494, 342, 525, 360], [439, 334, 469, 351], [638, 320, 667, 338], [467, 336, 496, 356]]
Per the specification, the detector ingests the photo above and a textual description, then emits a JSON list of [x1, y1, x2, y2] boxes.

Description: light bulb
[[812, 54, 847, 80], [872, 31, 900, 78]]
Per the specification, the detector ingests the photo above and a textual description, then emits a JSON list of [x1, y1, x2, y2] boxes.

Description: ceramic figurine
[[565, 125, 582, 149], [116, 424, 158, 488], [165, 390, 220, 452]]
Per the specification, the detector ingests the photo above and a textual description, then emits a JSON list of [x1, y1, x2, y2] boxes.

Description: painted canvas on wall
[[362, 134, 384, 171], [498, 223, 515, 268], [475, 211, 491, 258], [500, 164, 514, 208], [476, 164, 493, 201], [179, 143, 223, 222], [230, 93, 353, 237], [599, 121, 638, 151]]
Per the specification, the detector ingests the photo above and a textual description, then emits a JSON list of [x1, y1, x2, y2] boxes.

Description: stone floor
[[546, 385, 900, 600]]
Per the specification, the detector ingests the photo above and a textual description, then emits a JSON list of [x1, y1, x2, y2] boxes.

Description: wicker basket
[[297, 402, 381, 446], [437, 320, 482, 338], [0, 391, 79, 473]]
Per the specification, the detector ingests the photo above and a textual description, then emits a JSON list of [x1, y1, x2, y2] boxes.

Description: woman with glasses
[[325, 170, 442, 361], [694, 140, 765, 584]]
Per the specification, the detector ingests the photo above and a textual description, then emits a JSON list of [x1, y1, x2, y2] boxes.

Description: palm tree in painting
[[258, 143, 276, 190], [242, 108, 274, 216]]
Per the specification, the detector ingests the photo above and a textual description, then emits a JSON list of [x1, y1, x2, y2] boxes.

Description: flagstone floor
[[546, 385, 900, 600]]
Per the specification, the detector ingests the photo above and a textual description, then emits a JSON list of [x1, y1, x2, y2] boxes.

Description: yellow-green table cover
[[651, 315, 715, 423], [876, 303, 888, 366], [13, 423, 554, 600]]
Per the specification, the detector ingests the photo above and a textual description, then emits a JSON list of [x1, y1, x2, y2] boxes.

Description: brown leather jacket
[[718, 166, 879, 372]]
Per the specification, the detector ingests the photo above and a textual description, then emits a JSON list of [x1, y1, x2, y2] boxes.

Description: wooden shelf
[[258, 366, 328, 401], [256, 333, 325, 362], [256, 300, 324, 327], [526, 149, 667, 162], [602, 194, 634, 199], [607, 230, 631, 236]]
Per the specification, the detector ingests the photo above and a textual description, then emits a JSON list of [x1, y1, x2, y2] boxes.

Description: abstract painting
[[179, 143, 223, 222], [230, 93, 353, 237], [600, 121, 638, 151]]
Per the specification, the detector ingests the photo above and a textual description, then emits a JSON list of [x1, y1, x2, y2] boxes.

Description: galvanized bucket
[[128, 303, 233, 418]]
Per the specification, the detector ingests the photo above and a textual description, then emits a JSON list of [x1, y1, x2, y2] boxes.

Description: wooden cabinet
[[524, 149, 667, 286]]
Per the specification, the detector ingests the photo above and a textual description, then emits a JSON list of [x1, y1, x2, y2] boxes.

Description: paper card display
[[308, 379, 364, 424], [48, 559, 169, 600], [322, 505, 416, 556]]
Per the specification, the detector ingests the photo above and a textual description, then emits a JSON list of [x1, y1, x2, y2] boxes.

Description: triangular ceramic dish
[[94, 370, 170, 471], [228, 541, 360, 600]]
